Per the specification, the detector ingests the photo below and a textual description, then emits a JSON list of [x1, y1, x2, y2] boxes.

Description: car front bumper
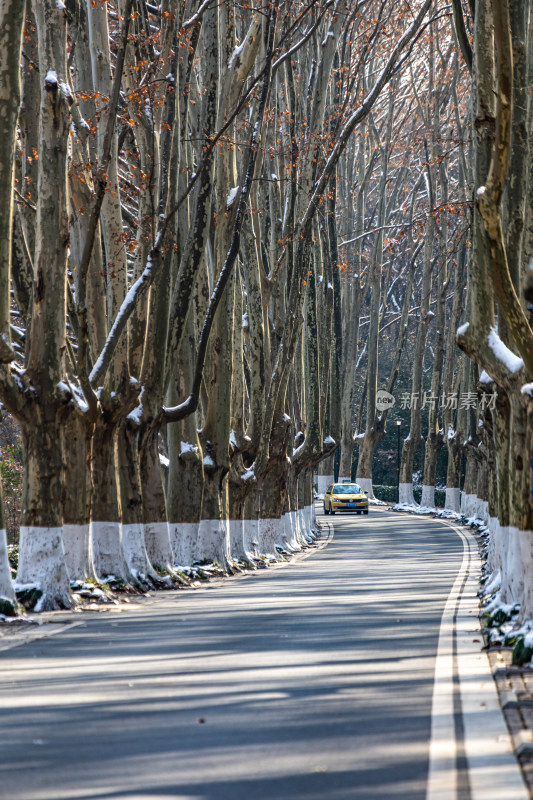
[[331, 502, 368, 510]]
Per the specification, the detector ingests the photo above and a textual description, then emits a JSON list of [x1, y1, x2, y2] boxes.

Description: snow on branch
[[90, 233, 163, 386], [181, 0, 216, 30], [487, 327, 524, 374]]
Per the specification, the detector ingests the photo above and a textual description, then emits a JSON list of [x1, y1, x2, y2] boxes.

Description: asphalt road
[[0, 508, 468, 800]]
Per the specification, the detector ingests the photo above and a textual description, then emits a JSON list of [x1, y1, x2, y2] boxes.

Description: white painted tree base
[[170, 522, 198, 567], [296, 508, 308, 544], [486, 516, 503, 578], [62, 523, 94, 581], [0, 528, 16, 604], [196, 519, 230, 568], [292, 509, 303, 546], [243, 519, 260, 560], [480, 499, 490, 525], [398, 482, 417, 506], [461, 493, 489, 523], [275, 514, 297, 552], [281, 513, 300, 551], [228, 519, 247, 562], [460, 493, 477, 518], [518, 529, 533, 620], [91, 521, 128, 581], [316, 475, 334, 495], [500, 524, 522, 606], [15, 526, 71, 611], [310, 503, 319, 534], [290, 510, 304, 549], [484, 519, 533, 621], [304, 505, 316, 539], [355, 476, 375, 500], [257, 518, 279, 559], [122, 523, 167, 587], [144, 522, 174, 571], [444, 487, 461, 513], [421, 485, 435, 509]]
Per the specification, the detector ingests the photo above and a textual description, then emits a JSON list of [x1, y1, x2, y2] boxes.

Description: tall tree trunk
[[16, 0, 73, 610], [61, 413, 95, 580], [90, 419, 128, 582], [399, 223, 434, 505], [0, 0, 26, 610], [116, 420, 166, 587]]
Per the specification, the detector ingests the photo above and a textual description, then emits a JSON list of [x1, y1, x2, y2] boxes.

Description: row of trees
[[2, 0, 531, 623], [458, 0, 533, 619], [318, 0, 533, 624], [0, 0, 434, 612], [314, 10, 470, 512]]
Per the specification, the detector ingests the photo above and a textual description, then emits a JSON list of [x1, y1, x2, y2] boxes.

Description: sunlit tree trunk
[[61, 413, 95, 580], [0, 0, 26, 611], [15, 0, 74, 610]]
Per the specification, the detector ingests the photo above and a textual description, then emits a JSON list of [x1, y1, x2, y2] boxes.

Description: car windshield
[[332, 484, 362, 494]]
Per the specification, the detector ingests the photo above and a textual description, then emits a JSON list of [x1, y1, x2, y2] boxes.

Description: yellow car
[[323, 483, 369, 515]]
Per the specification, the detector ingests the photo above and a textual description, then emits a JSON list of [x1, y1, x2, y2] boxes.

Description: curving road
[[0, 508, 526, 800]]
